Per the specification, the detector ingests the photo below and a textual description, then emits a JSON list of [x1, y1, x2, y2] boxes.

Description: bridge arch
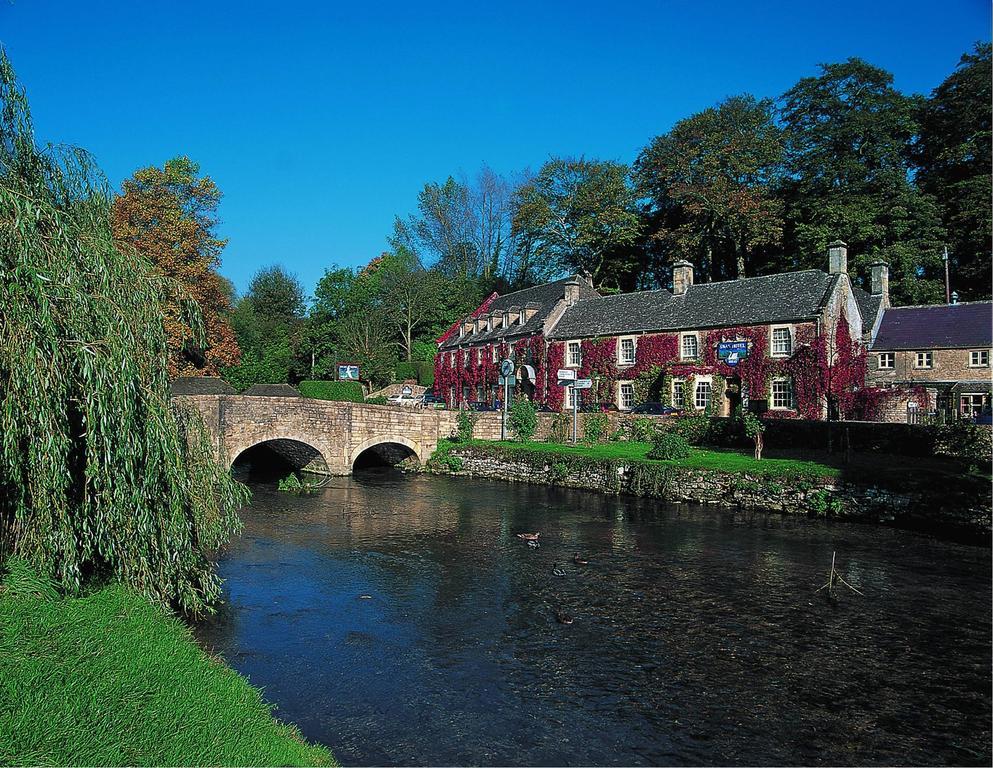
[[349, 434, 423, 469], [229, 434, 335, 475]]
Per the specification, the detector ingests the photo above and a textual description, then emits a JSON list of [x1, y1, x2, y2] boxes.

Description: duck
[[572, 553, 589, 566], [554, 610, 574, 625], [552, 564, 566, 577], [516, 532, 540, 541]]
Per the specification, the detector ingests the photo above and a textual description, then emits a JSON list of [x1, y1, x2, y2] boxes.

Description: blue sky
[[2, 1, 989, 296]]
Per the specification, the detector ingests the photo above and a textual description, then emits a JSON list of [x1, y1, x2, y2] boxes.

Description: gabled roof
[[439, 276, 598, 349], [243, 383, 302, 397], [550, 270, 837, 339], [872, 302, 993, 351], [853, 286, 883, 336], [169, 376, 236, 396], [436, 292, 498, 345]]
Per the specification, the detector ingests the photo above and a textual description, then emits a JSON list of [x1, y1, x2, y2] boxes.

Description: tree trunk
[[754, 432, 763, 460]]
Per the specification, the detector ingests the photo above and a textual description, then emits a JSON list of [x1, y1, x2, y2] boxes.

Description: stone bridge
[[175, 395, 459, 475]]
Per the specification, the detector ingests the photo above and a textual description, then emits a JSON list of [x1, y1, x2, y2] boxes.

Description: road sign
[[573, 378, 593, 390], [338, 364, 360, 380], [557, 369, 576, 381], [717, 340, 749, 367], [500, 359, 514, 377]]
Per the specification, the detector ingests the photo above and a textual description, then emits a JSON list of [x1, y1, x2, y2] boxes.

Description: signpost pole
[[502, 376, 509, 440], [572, 384, 578, 444]]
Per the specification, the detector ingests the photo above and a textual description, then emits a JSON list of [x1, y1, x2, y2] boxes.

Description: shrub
[[741, 411, 766, 460], [394, 362, 418, 381], [670, 412, 711, 445], [364, 395, 388, 405], [509, 399, 538, 442], [647, 432, 691, 460], [455, 410, 478, 442], [297, 380, 364, 403], [583, 413, 610, 444], [546, 413, 572, 443], [630, 417, 659, 442], [932, 420, 991, 468]]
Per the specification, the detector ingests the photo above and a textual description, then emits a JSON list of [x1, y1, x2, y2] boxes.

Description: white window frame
[[450, 351, 456, 365], [618, 381, 635, 410], [618, 336, 636, 366], [770, 377, 794, 410], [681, 332, 699, 360], [770, 325, 792, 357], [914, 351, 933, 369], [960, 392, 988, 417], [671, 378, 686, 408], [877, 352, 894, 370], [476, 347, 483, 365], [491, 345, 498, 363], [968, 350, 989, 368], [566, 340, 582, 368], [519, 309, 526, 325], [565, 385, 581, 411], [694, 377, 712, 410]]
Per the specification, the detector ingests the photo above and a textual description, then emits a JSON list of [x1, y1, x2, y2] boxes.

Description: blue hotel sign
[[717, 340, 749, 367], [338, 364, 360, 380]]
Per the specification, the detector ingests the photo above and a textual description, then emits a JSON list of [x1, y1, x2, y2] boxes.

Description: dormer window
[[519, 309, 526, 325]]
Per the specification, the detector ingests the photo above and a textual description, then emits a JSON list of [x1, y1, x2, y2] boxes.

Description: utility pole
[[944, 246, 951, 305]]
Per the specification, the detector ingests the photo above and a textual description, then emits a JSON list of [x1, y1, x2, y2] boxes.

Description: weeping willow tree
[[0, 51, 247, 615]]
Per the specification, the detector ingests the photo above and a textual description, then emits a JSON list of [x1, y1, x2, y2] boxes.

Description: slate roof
[[242, 383, 303, 397], [550, 270, 839, 339], [439, 276, 598, 349], [169, 376, 236, 396], [853, 287, 883, 336], [872, 302, 993, 351]]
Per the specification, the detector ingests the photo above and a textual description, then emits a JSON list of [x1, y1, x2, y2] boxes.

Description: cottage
[[435, 242, 888, 420], [867, 301, 993, 422]]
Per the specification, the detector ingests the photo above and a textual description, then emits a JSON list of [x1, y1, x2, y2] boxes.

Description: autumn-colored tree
[[112, 157, 240, 376]]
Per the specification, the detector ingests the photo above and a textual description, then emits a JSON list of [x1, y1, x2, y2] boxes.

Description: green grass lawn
[[0, 563, 335, 767], [471, 439, 841, 479]]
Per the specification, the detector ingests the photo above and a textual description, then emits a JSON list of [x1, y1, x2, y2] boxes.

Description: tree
[[112, 157, 240, 377], [635, 95, 785, 281], [379, 249, 445, 361], [915, 43, 992, 301], [0, 52, 245, 614], [510, 157, 642, 287], [779, 59, 945, 303]]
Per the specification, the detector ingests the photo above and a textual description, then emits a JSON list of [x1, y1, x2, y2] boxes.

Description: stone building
[[867, 301, 993, 422], [435, 242, 889, 420]]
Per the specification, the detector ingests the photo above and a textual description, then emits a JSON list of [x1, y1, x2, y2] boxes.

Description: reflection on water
[[194, 469, 992, 766]]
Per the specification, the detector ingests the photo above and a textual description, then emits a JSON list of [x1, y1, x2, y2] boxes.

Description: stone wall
[[431, 444, 991, 541]]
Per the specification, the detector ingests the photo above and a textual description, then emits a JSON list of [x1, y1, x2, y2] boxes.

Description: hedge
[[297, 380, 364, 403], [394, 361, 435, 387]]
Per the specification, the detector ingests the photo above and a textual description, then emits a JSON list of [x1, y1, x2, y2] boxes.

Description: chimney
[[673, 260, 694, 296], [828, 240, 848, 274], [870, 260, 889, 303], [564, 276, 581, 305]]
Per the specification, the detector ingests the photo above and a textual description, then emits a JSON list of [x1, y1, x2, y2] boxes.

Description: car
[[631, 402, 682, 416], [974, 408, 992, 425], [467, 401, 497, 412], [386, 393, 421, 407], [534, 403, 557, 413], [580, 401, 618, 413]]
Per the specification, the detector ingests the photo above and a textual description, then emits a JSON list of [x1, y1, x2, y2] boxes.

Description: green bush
[[546, 412, 572, 443], [671, 412, 711, 445], [455, 410, 478, 442], [365, 396, 388, 405], [647, 431, 691, 460], [932, 420, 991, 468], [394, 361, 435, 386], [509, 399, 538, 442], [394, 362, 418, 381], [630, 417, 659, 442], [297, 380, 364, 402], [583, 413, 610, 445]]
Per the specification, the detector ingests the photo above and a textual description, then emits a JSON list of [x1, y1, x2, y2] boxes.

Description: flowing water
[[194, 469, 991, 766]]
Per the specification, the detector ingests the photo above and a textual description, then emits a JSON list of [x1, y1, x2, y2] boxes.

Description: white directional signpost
[[500, 359, 515, 440], [557, 369, 589, 444]]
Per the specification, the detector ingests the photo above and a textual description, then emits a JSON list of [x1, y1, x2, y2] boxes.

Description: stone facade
[[175, 394, 461, 475]]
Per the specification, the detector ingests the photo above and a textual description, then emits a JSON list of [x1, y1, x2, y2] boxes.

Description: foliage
[[647, 431, 691, 460], [112, 156, 241, 377], [297, 380, 365, 403], [277, 473, 318, 494], [455, 410, 478, 442], [509, 399, 539, 442], [0, 54, 247, 615], [0, 575, 335, 766], [223, 339, 294, 391], [582, 413, 610, 444], [931, 420, 991, 469], [511, 157, 642, 286], [670, 412, 712, 445], [915, 43, 992, 301], [807, 489, 843, 517], [635, 94, 784, 281], [630, 417, 660, 442], [365, 396, 388, 405]]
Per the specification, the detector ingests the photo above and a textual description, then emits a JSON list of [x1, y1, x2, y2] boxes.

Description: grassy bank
[[0, 564, 335, 767], [450, 438, 841, 479]]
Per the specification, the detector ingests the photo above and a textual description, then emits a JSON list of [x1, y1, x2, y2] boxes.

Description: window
[[491, 346, 499, 363], [771, 378, 794, 409], [969, 350, 989, 368], [694, 380, 711, 410], [619, 337, 636, 365], [565, 385, 581, 410], [914, 351, 933, 369], [672, 378, 686, 408], [619, 382, 635, 410], [771, 326, 792, 357], [476, 385, 485, 401], [476, 347, 483, 365], [961, 393, 988, 418], [877, 352, 894, 369], [567, 341, 582, 367], [681, 333, 699, 360], [519, 309, 526, 325]]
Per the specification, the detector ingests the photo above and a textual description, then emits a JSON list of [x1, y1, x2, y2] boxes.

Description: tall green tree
[[0, 52, 245, 614], [510, 157, 642, 287], [635, 95, 785, 282], [779, 58, 945, 303], [915, 42, 992, 301]]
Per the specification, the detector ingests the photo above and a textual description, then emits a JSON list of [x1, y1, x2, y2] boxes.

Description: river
[[194, 468, 991, 766]]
